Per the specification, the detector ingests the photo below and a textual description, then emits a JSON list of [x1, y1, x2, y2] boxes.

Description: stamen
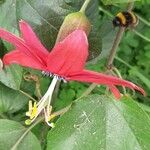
[[44, 108, 55, 128], [26, 100, 33, 117], [49, 122, 55, 128], [30, 102, 37, 119], [47, 103, 52, 120], [48, 114, 56, 121], [25, 76, 58, 126], [46, 121, 55, 128]]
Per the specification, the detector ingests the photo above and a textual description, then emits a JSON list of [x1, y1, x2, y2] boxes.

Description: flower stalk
[[80, 0, 92, 13], [107, 27, 125, 68]]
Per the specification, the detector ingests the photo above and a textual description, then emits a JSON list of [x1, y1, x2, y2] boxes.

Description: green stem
[[132, 29, 150, 42], [99, 6, 113, 18], [80, 0, 92, 13], [11, 117, 44, 150], [35, 81, 42, 100], [136, 13, 150, 27], [80, 83, 97, 98], [107, 2, 134, 68], [52, 105, 71, 117], [107, 27, 125, 68], [127, 2, 134, 11], [113, 67, 127, 94], [19, 90, 37, 102], [115, 56, 150, 89], [115, 56, 132, 68]]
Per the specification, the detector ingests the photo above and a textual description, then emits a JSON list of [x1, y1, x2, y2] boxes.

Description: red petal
[[0, 26, 46, 65], [109, 85, 121, 99], [0, 27, 28, 51], [46, 30, 88, 76], [3, 50, 46, 70], [19, 20, 48, 61], [67, 70, 146, 96]]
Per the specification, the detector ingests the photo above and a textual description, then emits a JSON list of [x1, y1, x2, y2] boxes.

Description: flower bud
[[56, 12, 91, 43]]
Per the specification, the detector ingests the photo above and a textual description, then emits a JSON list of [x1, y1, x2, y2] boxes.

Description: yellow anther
[[29, 100, 32, 111], [26, 111, 31, 117], [26, 100, 33, 117], [48, 114, 56, 121], [25, 119, 32, 125], [30, 102, 38, 119]]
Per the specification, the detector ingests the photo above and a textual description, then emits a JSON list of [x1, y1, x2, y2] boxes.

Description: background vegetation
[[0, 0, 150, 149]]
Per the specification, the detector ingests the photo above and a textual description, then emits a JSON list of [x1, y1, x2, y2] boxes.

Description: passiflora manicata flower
[[0, 21, 145, 126]]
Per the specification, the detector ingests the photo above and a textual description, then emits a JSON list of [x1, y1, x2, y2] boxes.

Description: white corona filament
[[30, 76, 58, 126]]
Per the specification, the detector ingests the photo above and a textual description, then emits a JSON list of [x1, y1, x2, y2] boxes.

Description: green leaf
[[138, 103, 150, 113], [0, 0, 17, 30], [47, 95, 150, 150], [0, 0, 19, 51], [16, 0, 101, 60], [0, 64, 23, 90], [0, 83, 28, 113], [59, 89, 75, 102], [54, 89, 76, 110], [98, 21, 117, 60], [102, 0, 141, 5], [0, 119, 41, 150]]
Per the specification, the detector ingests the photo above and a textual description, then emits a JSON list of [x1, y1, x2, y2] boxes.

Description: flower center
[[41, 71, 67, 83]]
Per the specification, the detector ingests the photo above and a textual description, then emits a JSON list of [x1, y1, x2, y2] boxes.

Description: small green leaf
[[0, 64, 23, 90], [47, 95, 150, 150], [0, 119, 41, 150], [102, 0, 141, 5], [0, 83, 28, 113]]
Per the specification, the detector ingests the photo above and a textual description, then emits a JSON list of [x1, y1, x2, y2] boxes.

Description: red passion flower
[[0, 20, 145, 97], [0, 21, 145, 126]]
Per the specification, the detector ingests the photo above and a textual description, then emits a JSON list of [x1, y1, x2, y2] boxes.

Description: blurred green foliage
[[0, 0, 149, 120], [0, 0, 150, 149]]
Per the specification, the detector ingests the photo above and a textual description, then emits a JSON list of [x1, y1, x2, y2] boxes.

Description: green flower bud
[[56, 12, 91, 43]]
